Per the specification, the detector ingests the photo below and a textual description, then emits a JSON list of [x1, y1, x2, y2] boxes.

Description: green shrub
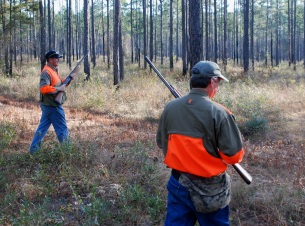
[[0, 122, 16, 151], [235, 96, 272, 138], [216, 83, 280, 139], [80, 192, 113, 224], [239, 116, 269, 136], [117, 184, 166, 225]]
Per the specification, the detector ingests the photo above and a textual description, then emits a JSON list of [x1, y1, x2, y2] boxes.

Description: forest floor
[[1, 66, 305, 225], [0, 93, 305, 225], [0, 94, 158, 153]]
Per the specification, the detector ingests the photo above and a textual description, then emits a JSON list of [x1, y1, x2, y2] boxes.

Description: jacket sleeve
[[217, 113, 244, 165], [156, 111, 169, 157]]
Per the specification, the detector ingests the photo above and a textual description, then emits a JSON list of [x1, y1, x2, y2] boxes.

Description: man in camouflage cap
[[157, 61, 245, 225]]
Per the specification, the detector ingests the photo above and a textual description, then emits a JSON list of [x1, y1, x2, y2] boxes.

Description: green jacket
[[156, 89, 244, 177], [157, 88, 245, 213]]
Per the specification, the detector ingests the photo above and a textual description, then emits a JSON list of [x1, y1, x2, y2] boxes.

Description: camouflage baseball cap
[[191, 61, 229, 82]]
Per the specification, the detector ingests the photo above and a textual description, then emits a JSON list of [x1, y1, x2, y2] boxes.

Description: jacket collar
[[189, 88, 209, 98]]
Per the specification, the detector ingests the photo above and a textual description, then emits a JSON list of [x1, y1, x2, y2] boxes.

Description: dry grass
[[0, 57, 304, 225]]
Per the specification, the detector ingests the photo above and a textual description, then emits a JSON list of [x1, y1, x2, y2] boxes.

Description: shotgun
[[55, 53, 88, 104], [145, 56, 252, 185]]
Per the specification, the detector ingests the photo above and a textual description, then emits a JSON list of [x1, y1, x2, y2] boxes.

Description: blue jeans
[[165, 175, 230, 226], [29, 103, 69, 154]]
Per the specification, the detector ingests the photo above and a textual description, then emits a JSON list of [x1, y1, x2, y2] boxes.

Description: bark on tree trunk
[[39, 0, 46, 71], [83, 0, 90, 79], [189, 0, 202, 71]]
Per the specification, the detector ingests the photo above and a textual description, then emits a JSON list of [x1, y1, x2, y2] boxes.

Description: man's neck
[[191, 88, 212, 98]]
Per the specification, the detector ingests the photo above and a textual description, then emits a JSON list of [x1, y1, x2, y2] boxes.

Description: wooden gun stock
[[55, 91, 64, 105], [144, 56, 252, 185]]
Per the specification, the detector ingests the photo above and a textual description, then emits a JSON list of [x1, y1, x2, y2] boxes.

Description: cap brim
[[47, 53, 62, 59], [218, 74, 229, 82], [52, 54, 62, 59], [214, 71, 229, 82]]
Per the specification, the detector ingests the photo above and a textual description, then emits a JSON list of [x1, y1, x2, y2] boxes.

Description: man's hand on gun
[[57, 71, 75, 93], [57, 84, 66, 92]]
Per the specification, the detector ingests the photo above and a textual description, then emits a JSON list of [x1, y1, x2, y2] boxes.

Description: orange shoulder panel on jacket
[[219, 148, 244, 165], [214, 101, 233, 115], [40, 85, 56, 94]]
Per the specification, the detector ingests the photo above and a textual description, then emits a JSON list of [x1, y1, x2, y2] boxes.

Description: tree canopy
[[0, 0, 304, 79]]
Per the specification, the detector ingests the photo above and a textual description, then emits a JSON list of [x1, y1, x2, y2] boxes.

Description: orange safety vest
[[39, 64, 66, 106], [40, 64, 63, 94]]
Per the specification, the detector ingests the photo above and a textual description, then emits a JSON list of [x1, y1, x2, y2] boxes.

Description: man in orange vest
[[30, 50, 74, 154], [157, 61, 245, 225]]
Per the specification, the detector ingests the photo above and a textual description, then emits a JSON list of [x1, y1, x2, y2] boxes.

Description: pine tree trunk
[[213, 0, 217, 62], [67, 0, 72, 67], [39, 0, 46, 71], [91, 0, 96, 67], [149, 0, 153, 60], [83, 0, 90, 79], [160, 0, 163, 65], [113, 0, 119, 85], [143, 0, 147, 68], [182, 0, 187, 75], [48, 0, 52, 50], [251, 0, 254, 70], [130, 0, 134, 63], [107, 0, 110, 68], [293, 0, 296, 70], [189, 0, 201, 70], [223, 0, 227, 70], [119, 6, 124, 81], [169, 0, 173, 70], [243, 0, 249, 72], [205, 0, 209, 60]]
